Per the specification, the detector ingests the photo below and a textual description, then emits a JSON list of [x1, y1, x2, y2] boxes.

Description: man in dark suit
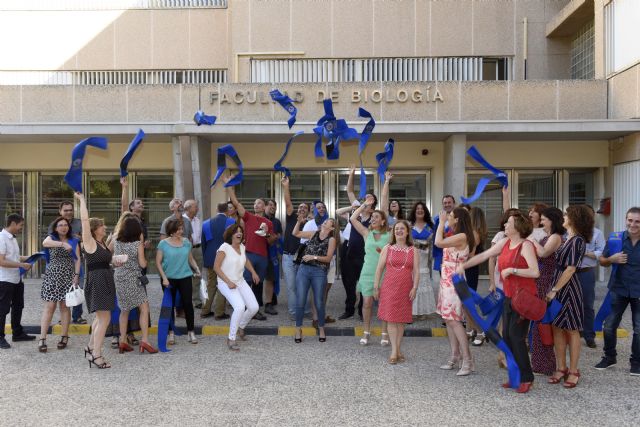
[[200, 202, 234, 319]]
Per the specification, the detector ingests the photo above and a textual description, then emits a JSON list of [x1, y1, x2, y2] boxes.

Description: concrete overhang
[[546, 0, 594, 38], [1, 119, 638, 143]]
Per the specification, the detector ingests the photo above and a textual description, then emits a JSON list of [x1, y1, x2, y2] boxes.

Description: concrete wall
[[0, 80, 608, 124], [608, 63, 640, 119], [610, 132, 640, 165]]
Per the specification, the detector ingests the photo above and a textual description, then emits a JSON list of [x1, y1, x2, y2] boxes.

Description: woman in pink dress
[[435, 207, 475, 376], [374, 220, 419, 364]]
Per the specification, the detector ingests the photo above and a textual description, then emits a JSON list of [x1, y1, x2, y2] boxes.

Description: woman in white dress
[[408, 202, 437, 318]]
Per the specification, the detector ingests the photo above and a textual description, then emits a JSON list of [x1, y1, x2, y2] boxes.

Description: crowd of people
[[0, 168, 638, 391]]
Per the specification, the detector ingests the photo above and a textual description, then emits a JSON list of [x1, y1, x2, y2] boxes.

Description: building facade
[[1, 0, 639, 275]]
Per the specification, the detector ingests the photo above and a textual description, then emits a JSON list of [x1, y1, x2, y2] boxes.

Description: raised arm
[[74, 192, 96, 253], [434, 212, 466, 249], [120, 176, 129, 214], [502, 186, 511, 213], [224, 175, 246, 218], [282, 176, 294, 216], [380, 171, 391, 218], [349, 202, 370, 238], [346, 164, 357, 204], [292, 217, 315, 240]]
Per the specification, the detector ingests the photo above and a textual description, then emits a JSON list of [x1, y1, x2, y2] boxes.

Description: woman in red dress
[[374, 220, 419, 364]]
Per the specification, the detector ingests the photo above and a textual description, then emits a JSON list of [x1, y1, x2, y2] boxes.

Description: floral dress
[[437, 245, 470, 321]]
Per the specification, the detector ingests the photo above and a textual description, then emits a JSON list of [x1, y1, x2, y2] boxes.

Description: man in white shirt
[[184, 199, 204, 309], [0, 214, 36, 349]]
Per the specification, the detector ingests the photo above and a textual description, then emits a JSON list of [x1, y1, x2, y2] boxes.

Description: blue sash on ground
[[193, 110, 216, 126], [357, 108, 375, 199], [375, 139, 395, 184], [274, 131, 304, 177], [594, 231, 624, 331], [158, 287, 180, 352], [19, 251, 46, 276], [64, 137, 108, 193], [452, 274, 521, 389], [211, 144, 243, 188], [270, 89, 297, 128], [120, 129, 145, 177], [461, 145, 508, 204]]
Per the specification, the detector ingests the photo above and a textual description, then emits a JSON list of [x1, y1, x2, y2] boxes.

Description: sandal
[[563, 370, 581, 388], [89, 355, 111, 369], [38, 338, 47, 353], [237, 328, 247, 341], [126, 333, 139, 346], [110, 336, 119, 349], [388, 356, 398, 365], [359, 331, 371, 346], [57, 336, 69, 350], [226, 339, 240, 351], [83, 346, 93, 358], [548, 368, 569, 384], [167, 331, 175, 345], [380, 332, 390, 347], [472, 332, 486, 347], [398, 353, 406, 363]]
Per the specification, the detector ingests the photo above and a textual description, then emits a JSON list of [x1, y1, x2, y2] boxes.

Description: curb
[[5, 325, 630, 338]]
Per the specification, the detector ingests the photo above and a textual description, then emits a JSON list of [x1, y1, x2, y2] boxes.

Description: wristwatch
[[314, 256, 318, 261], [513, 268, 518, 275]]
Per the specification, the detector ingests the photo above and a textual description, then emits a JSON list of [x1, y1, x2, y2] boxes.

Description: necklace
[[389, 245, 411, 270]]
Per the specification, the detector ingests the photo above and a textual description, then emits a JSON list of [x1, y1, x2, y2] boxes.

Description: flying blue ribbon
[[313, 99, 359, 160], [211, 144, 244, 188], [270, 89, 297, 129], [358, 108, 375, 199], [158, 287, 181, 353], [274, 131, 304, 177], [375, 139, 395, 184], [120, 129, 145, 178], [461, 145, 509, 204], [19, 251, 46, 276], [594, 231, 624, 331], [64, 137, 108, 193], [193, 110, 217, 126], [452, 274, 521, 389]]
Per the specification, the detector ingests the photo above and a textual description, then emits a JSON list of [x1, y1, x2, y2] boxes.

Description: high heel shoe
[[139, 341, 158, 354], [294, 330, 302, 343], [118, 342, 134, 354], [380, 332, 390, 347], [456, 359, 473, 376], [167, 331, 175, 345], [187, 331, 198, 344], [57, 336, 69, 350], [318, 329, 326, 343], [472, 332, 486, 346], [439, 356, 461, 370], [466, 330, 477, 341], [563, 370, 581, 388], [548, 368, 569, 384], [89, 354, 111, 369], [515, 382, 533, 393], [388, 356, 398, 365], [398, 353, 406, 363], [359, 331, 370, 346], [38, 338, 47, 353], [83, 346, 93, 358]]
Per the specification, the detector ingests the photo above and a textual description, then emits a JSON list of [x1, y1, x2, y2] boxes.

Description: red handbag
[[538, 323, 554, 346]]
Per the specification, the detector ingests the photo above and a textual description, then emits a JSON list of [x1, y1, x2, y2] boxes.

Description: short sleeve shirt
[[216, 243, 246, 285], [0, 229, 20, 284], [158, 238, 193, 279], [242, 211, 273, 257]]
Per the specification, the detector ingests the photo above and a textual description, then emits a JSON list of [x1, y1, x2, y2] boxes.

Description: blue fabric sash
[[375, 139, 395, 184], [357, 108, 375, 199], [64, 137, 108, 193], [313, 99, 359, 160], [110, 296, 142, 332], [594, 231, 624, 331], [274, 131, 304, 177], [120, 129, 145, 177], [193, 110, 217, 126], [461, 146, 508, 204], [312, 201, 328, 224], [43, 236, 79, 264], [268, 236, 284, 295], [158, 286, 181, 352], [211, 144, 244, 188], [452, 274, 521, 389], [541, 300, 563, 324], [270, 89, 297, 129], [19, 251, 46, 276]]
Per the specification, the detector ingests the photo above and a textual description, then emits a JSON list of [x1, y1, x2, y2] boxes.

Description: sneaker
[[0, 337, 10, 349], [631, 365, 640, 376], [594, 357, 616, 370], [12, 333, 36, 342], [337, 312, 354, 320], [253, 311, 267, 321], [585, 338, 597, 349], [264, 304, 278, 315]]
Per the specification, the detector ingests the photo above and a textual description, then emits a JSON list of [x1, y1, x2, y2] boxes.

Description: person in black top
[[263, 199, 283, 315]]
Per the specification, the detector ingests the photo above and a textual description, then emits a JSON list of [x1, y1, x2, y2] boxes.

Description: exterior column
[[443, 134, 467, 202], [190, 136, 211, 219], [171, 135, 194, 201]]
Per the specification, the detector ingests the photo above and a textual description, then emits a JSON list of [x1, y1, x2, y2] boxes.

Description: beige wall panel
[[379, 82, 437, 121], [180, 84, 220, 122], [229, 0, 251, 52], [514, 0, 547, 23], [75, 86, 127, 122], [435, 82, 460, 121], [460, 82, 508, 120], [114, 10, 152, 69], [558, 80, 607, 120], [22, 86, 74, 122], [332, 0, 374, 57], [152, 10, 189, 69], [524, 53, 569, 80], [473, 0, 515, 56], [373, 0, 415, 57], [415, 0, 431, 56], [509, 80, 557, 119], [0, 87, 21, 123], [75, 23, 116, 70], [127, 85, 180, 122], [215, 84, 275, 122], [291, 0, 332, 57], [526, 22, 571, 55], [250, 0, 291, 52], [611, 133, 640, 164], [544, 0, 572, 21], [277, 83, 330, 122], [608, 64, 639, 119], [430, 0, 473, 56], [471, 140, 609, 168], [0, 142, 173, 170], [189, 10, 229, 69]]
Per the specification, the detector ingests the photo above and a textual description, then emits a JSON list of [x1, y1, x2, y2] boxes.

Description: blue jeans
[[282, 254, 311, 316], [244, 252, 267, 307], [577, 268, 596, 340], [295, 264, 326, 327], [603, 291, 640, 366]]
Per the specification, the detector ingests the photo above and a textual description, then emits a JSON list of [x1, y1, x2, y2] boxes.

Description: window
[[386, 172, 431, 220], [0, 173, 25, 251], [39, 175, 74, 243], [571, 20, 595, 79], [605, 0, 640, 75], [567, 170, 595, 207], [516, 171, 557, 210], [234, 173, 274, 211]]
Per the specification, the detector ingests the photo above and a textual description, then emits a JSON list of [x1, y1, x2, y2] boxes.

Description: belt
[[192, 244, 201, 249], [87, 262, 111, 272], [577, 267, 593, 273]]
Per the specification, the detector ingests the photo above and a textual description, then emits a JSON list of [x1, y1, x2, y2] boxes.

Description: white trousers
[[217, 279, 259, 340]]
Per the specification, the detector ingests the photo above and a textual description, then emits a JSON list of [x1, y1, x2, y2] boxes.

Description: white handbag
[[65, 284, 85, 307]]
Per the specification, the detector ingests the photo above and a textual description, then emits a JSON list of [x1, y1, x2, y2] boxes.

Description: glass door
[[332, 169, 376, 229], [274, 171, 324, 223], [39, 174, 74, 243], [514, 170, 558, 210], [234, 172, 274, 210], [86, 174, 122, 236], [0, 173, 25, 252], [385, 171, 432, 220]]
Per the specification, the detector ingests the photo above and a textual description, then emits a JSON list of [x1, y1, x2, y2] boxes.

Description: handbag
[[509, 242, 546, 321], [65, 283, 85, 307], [139, 274, 149, 286], [538, 323, 554, 346], [293, 243, 307, 265]]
